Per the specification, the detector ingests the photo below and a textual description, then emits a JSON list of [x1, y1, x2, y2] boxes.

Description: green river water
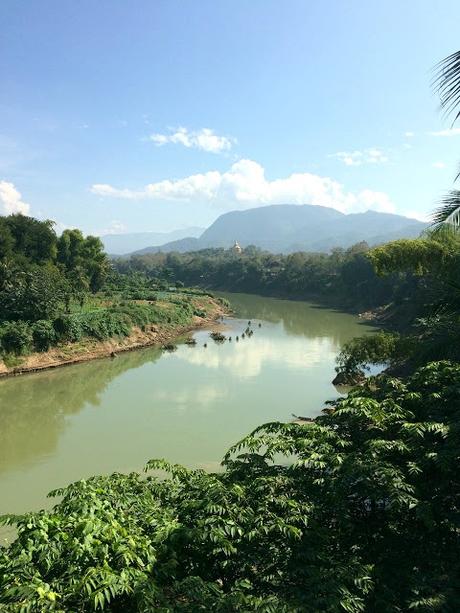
[[0, 293, 375, 517]]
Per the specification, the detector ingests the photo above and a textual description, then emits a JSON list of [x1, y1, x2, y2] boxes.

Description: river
[[0, 293, 375, 516]]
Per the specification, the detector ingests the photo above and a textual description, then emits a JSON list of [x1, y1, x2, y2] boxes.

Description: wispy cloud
[[432, 161, 446, 169], [330, 148, 388, 167], [101, 220, 127, 235], [148, 127, 236, 153], [429, 128, 460, 137], [91, 158, 396, 215], [404, 131, 415, 138], [0, 181, 30, 215]]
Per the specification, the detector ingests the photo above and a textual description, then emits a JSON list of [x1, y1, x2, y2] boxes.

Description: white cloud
[[148, 127, 235, 153], [402, 210, 430, 222], [175, 331, 337, 379], [357, 189, 395, 213], [429, 128, 460, 137], [432, 161, 446, 169], [91, 158, 396, 215], [153, 384, 226, 412], [404, 131, 415, 138], [101, 220, 127, 235], [330, 148, 388, 166], [0, 181, 30, 215]]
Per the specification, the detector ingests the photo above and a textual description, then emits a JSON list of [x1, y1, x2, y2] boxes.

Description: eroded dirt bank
[[0, 299, 228, 378]]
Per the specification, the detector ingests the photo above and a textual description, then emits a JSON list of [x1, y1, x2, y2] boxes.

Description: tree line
[[114, 240, 420, 313]]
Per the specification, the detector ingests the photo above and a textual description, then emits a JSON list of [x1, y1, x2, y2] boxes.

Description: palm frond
[[433, 50, 460, 123], [431, 190, 460, 230]]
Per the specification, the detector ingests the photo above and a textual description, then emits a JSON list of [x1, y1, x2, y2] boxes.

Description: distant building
[[231, 240, 242, 254]]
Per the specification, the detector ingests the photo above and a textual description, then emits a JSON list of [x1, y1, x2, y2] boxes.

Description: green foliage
[[53, 314, 84, 343], [0, 263, 71, 323], [368, 235, 459, 278], [336, 331, 413, 376], [101, 270, 172, 301], [0, 215, 110, 330], [49, 300, 196, 348], [57, 229, 109, 292], [78, 310, 132, 340], [1, 361, 459, 611], [32, 320, 57, 352], [0, 321, 33, 355], [332, 232, 460, 377], [114, 242, 405, 311], [0, 214, 57, 264]]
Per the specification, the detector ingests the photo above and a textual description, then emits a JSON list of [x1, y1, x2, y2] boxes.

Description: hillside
[[100, 227, 204, 255], [131, 204, 427, 255]]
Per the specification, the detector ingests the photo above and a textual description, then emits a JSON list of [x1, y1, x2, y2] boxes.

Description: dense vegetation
[[336, 230, 460, 380], [2, 51, 460, 612], [0, 215, 214, 366], [115, 241, 417, 312]]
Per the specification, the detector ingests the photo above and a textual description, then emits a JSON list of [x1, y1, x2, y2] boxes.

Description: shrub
[[32, 319, 57, 351], [79, 310, 131, 340], [0, 321, 33, 355], [335, 331, 411, 377], [53, 315, 83, 343]]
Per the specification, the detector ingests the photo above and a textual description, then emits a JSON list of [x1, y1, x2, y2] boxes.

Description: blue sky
[[1, 0, 460, 236]]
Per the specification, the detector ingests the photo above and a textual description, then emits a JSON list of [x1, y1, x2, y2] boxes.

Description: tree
[[0, 214, 58, 265], [432, 50, 460, 229], [0, 263, 71, 322], [57, 230, 109, 293]]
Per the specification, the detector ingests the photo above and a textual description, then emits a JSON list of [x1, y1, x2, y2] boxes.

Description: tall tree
[[432, 50, 460, 229]]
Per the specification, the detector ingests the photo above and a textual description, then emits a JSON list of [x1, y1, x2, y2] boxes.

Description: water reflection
[[0, 348, 162, 475], [0, 293, 375, 514], [217, 292, 369, 344], [174, 328, 337, 379]]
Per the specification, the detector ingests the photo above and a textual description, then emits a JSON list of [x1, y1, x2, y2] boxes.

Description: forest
[[0, 215, 219, 370]]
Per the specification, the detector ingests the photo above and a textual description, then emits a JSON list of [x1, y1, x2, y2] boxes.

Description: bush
[[53, 315, 83, 343], [335, 331, 412, 377], [32, 319, 57, 351], [0, 321, 33, 355], [79, 310, 131, 340]]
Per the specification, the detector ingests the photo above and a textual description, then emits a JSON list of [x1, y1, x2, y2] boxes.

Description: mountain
[[133, 237, 201, 255], [129, 205, 428, 255], [100, 227, 204, 255]]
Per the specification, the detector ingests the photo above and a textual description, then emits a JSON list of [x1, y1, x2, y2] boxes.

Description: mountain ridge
[[100, 227, 204, 255], [124, 204, 427, 256]]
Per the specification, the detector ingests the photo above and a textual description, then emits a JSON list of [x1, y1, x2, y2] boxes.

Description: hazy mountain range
[[103, 205, 428, 256], [100, 227, 204, 255]]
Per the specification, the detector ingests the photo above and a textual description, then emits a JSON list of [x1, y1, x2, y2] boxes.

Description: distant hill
[[129, 205, 428, 256], [100, 227, 204, 255], [133, 236, 201, 255]]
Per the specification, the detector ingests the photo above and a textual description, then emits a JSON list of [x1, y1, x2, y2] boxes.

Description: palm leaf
[[431, 190, 460, 230], [433, 50, 460, 123]]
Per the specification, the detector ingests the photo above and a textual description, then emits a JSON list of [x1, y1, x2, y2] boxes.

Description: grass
[[2, 354, 24, 368]]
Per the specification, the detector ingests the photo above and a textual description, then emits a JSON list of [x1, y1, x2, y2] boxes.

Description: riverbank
[[0, 295, 228, 378]]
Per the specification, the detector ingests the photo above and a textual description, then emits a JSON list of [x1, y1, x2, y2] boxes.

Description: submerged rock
[[210, 332, 226, 343]]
